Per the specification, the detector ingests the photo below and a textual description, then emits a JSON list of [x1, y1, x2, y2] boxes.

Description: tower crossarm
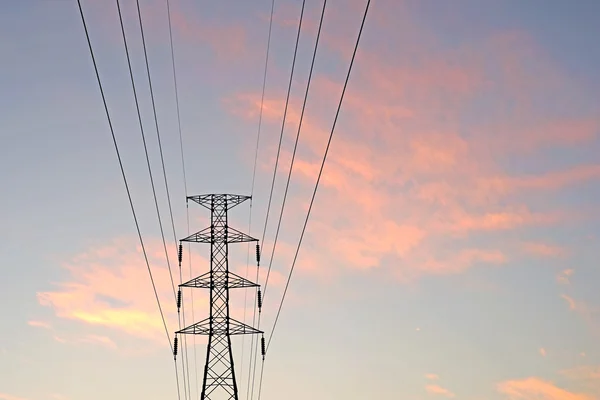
[[181, 226, 257, 244], [180, 271, 259, 289], [187, 194, 251, 210], [176, 317, 263, 336]]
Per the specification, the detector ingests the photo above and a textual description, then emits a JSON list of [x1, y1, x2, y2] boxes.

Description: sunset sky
[[1, 0, 600, 399]]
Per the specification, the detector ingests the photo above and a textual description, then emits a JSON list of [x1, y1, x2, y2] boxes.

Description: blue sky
[[1, 1, 600, 400]]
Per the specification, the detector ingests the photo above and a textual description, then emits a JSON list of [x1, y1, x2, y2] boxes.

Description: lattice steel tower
[[174, 194, 263, 400]]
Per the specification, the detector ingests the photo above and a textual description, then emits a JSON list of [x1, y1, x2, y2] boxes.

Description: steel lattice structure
[[175, 194, 262, 400]]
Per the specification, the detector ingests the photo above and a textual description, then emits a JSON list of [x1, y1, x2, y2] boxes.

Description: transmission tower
[[174, 194, 264, 400]]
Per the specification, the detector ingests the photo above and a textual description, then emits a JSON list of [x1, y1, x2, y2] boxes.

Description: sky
[[1, 0, 600, 399]]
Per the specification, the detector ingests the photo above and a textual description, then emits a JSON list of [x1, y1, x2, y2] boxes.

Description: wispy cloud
[[425, 373, 440, 380], [426, 384, 455, 398], [0, 394, 28, 400], [522, 242, 567, 258], [561, 366, 600, 395], [557, 269, 575, 285], [497, 377, 594, 400], [224, 14, 599, 284], [78, 334, 117, 349], [27, 320, 51, 329], [37, 238, 208, 342], [561, 294, 577, 311], [540, 348, 547, 357]]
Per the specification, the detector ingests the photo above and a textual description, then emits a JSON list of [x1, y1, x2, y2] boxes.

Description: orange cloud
[[557, 269, 575, 285], [28, 320, 51, 329], [561, 294, 577, 311], [425, 373, 440, 380], [562, 366, 600, 381], [78, 334, 117, 349], [497, 377, 594, 400], [37, 237, 209, 343], [561, 366, 600, 394], [221, 2, 598, 285], [0, 394, 28, 400], [560, 295, 600, 335], [522, 242, 567, 258], [540, 348, 547, 357], [426, 384, 455, 398]]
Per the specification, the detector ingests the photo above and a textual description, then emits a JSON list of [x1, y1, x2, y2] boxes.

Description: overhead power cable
[[114, 0, 177, 303], [241, 0, 276, 389], [164, 0, 199, 397], [132, 1, 193, 398], [259, 0, 306, 249], [262, 0, 327, 301], [248, 2, 307, 399], [75, 1, 178, 398], [266, 0, 371, 354], [252, 2, 328, 399]]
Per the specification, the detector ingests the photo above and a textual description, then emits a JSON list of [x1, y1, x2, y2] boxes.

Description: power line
[[134, 0, 179, 246], [259, 0, 306, 249], [262, 0, 327, 301], [164, 0, 199, 397], [158, 0, 199, 398], [248, 2, 307, 398], [115, 0, 177, 302], [241, 0, 276, 390], [251, 3, 328, 399], [115, 1, 189, 397], [76, 0, 175, 375], [266, 0, 371, 353]]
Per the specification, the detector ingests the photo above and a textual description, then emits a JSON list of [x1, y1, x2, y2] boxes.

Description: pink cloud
[[561, 366, 600, 394], [78, 334, 117, 349], [28, 320, 51, 329], [220, 1, 599, 285], [561, 294, 577, 311], [38, 238, 209, 342], [425, 373, 440, 380], [426, 384, 455, 398], [522, 242, 568, 258], [562, 366, 600, 381], [557, 269, 575, 285], [0, 394, 28, 400], [53, 336, 67, 344], [560, 295, 600, 335], [539, 348, 547, 357], [497, 377, 594, 400]]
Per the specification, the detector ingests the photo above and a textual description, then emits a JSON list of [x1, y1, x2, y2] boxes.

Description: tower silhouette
[[175, 194, 262, 400]]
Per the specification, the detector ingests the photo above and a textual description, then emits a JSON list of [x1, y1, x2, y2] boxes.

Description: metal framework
[[176, 194, 262, 400]]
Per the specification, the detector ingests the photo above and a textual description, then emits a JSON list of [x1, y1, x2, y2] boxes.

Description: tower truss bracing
[[175, 194, 262, 400]]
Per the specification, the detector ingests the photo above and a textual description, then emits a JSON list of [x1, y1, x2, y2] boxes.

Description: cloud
[[562, 366, 600, 381], [170, 9, 249, 62], [540, 348, 547, 357], [221, 0, 599, 285], [522, 242, 567, 258], [426, 384, 455, 398], [561, 294, 578, 311], [78, 334, 117, 349], [28, 320, 51, 329], [561, 366, 600, 395], [53, 336, 67, 344], [560, 295, 600, 336], [0, 394, 28, 400], [37, 237, 209, 343], [497, 377, 595, 400], [425, 373, 440, 380], [557, 269, 575, 285]]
